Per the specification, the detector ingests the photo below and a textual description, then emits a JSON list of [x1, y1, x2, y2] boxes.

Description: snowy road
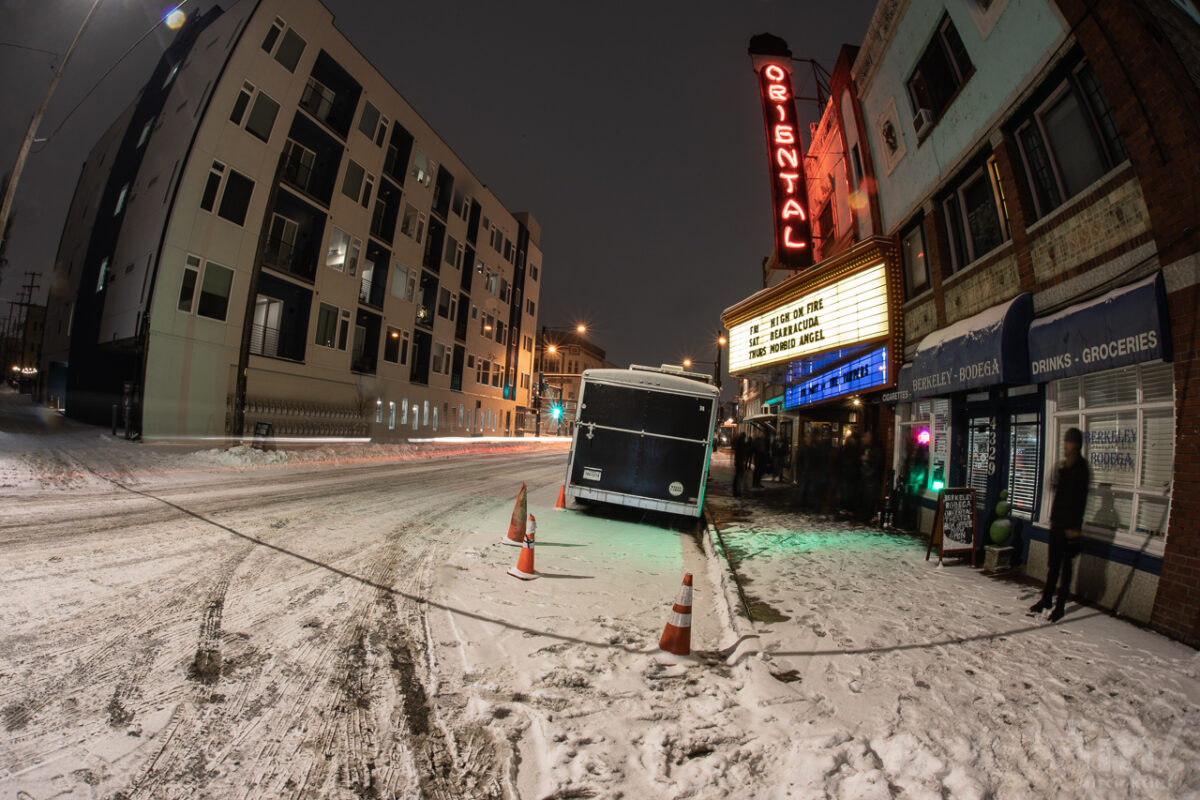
[[1, 433, 576, 799], [4, 389, 1200, 799]]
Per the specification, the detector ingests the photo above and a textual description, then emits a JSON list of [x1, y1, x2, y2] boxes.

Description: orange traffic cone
[[555, 485, 567, 510], [503, 483, 528, 545], [656, 573, 692, 662], [508, 515, 537, 580]]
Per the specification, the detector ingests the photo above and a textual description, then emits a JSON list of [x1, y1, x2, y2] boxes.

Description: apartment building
[[41, 0, 542, 441]]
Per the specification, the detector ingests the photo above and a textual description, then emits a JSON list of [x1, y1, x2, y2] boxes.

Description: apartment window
[[477, 358, 490, 384], [197, 262, 234, 321], [358, 101, 381, 141], [437, 287, 453, 319], [942, 157, 1006, 270], [327, 227, 350, 272], [314, 303, 350, 350], [400, 204, 425, 243], [202, 164, 222, 211], [300, 77, 334, 123], [114, 184, 129, 216], [900, 217, 929, 298], [178, 254, 200, 311], [342, 160, 365, 203], [411, 150, 434, 187], [391, 263, 412, 301], [432, 342, 448, 375], [198, 161, 254, 225], [1015, 62, 1128, 220], [1048, 362, 1174, 543], [261, 17, 284, 53], [231, 81, 254, 124], [273, 28, 305, 72], [907, 15, 973, 128], [376, 116, 389, 148], [384, 326, 409, 364], [388, 401, 396, 430], [347, 237, 361, 277], [265, 213, 299, 270], [529, 263, 539, 281], [281, 139, 316, 193], [492, 362, 503, 388], [251, 295, 283, 357], [244, 91, 280, 142], [444, 235, 463, 268], [521, 373, 531, 389], [523, 335, 533, 352], [495, 321, 506, 345], [499, 278, 510, 303]]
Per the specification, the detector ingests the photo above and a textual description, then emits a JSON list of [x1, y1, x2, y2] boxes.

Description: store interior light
[[931, 480, 945, 491]]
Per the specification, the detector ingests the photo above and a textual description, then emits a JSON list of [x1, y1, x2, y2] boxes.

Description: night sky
[[0, 0, 878, 389]]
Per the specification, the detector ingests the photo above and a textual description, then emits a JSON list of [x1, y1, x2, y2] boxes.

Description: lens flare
[[164, 7, 186, 29]]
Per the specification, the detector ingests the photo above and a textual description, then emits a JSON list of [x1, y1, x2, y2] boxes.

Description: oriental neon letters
[[757, 61, 813, 269]]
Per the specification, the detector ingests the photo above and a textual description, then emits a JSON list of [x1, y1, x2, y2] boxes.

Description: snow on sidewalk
[[703, 453, 1200, 799]]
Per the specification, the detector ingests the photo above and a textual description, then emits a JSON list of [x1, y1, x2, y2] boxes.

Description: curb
[[699, 505, 762, 665]]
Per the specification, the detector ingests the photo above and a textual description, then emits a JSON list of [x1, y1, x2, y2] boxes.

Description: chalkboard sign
[[252, 421, 275, 452], [926, 488, 977, 565]]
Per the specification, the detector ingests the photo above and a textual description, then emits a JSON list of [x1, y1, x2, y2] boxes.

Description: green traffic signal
[[551, 405, 562, 420]]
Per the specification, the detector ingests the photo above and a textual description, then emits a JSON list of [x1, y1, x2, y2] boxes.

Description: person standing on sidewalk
[[733, 432, 749, 497], [1031, 427, 1090, 622]]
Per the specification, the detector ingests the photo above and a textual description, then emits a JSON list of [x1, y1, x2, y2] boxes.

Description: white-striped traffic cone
[[656, 573, 692, 663], [507, 515, 538, 580]]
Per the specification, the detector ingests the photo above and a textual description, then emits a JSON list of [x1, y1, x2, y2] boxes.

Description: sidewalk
[[700, 447, 1200, 797]]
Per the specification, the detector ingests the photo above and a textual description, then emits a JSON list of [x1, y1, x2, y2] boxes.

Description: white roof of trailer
[[581, 368, 720, 398]]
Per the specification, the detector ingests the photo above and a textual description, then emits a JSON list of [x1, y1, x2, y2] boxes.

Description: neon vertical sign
[[751, 37, 813, 270]]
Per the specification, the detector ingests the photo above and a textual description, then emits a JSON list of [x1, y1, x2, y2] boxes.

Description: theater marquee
[[726, 262, 891, 374]]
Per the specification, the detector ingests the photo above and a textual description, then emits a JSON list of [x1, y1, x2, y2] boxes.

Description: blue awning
[[1028, 273, 1171, 383], [882, 362, 913, 405], [912, 293, 1033, 396]]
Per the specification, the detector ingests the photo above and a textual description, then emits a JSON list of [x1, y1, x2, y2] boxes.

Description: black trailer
[[565, 366, 720, 517]]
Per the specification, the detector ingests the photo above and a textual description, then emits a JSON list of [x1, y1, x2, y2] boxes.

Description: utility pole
[[0, 0, 106, 278]]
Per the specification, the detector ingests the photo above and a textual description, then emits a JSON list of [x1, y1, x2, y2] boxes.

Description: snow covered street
[[1, 388, 1198, 798]]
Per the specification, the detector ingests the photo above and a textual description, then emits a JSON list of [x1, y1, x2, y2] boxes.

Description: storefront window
[[895, 397, 951, 492], [1047, 362, 1173, 542]]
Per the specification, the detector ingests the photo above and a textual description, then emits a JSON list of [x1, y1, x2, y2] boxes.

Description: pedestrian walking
[[1030, 427, 1090, 622], [858, 430, 882, 523], [752, 431, 769, 488], [733, 432, 749, 497], [796, 432, 818, 510], [838, 431, 861, 516]]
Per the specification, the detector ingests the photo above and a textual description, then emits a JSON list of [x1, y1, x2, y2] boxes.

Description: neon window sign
[[754, 56, 813, 269]]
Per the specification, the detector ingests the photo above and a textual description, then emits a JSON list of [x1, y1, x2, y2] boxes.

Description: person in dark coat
[[733, 432, 749, 497], [796, 432, 817, 510], [858, 430, 883, 523], [752, 432, 769, 488], [838, 431, 861, 515], [1031, 427, 1090, 622]]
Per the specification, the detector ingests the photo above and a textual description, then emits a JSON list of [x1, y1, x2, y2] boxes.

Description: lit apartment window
[[136, 118, 153, 148], [327, 227, 350, 272]]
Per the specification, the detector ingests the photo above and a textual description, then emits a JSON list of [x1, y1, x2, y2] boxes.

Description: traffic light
[[533, 394, 542, 411], [550, 404, 563, 421]]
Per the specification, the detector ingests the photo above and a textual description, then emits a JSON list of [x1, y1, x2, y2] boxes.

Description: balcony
[[249, 322, 305, 362]]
